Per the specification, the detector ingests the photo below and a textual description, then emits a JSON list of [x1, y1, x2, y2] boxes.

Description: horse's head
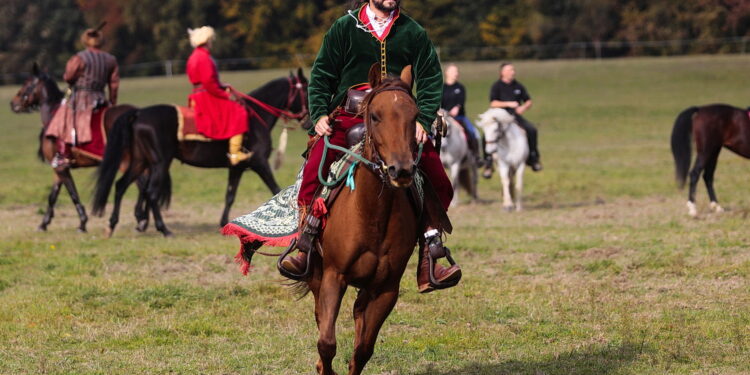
[[363, 64, 418, 188], [478, 108, 516, 154], [10, 63, 45, 113]]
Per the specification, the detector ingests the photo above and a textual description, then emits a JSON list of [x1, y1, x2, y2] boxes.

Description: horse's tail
[[92, 108, 137, 216], [273, 127, 288, 170], [670, 106, 698, 188]]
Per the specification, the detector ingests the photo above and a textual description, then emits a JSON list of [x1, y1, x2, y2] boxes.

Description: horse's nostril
[[387, 165, 397, 178]]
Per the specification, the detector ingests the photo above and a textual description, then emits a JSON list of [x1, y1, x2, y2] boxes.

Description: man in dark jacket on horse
[[488, 62, 542, 173], [280, 0, 461, 293], [45, 26, 119, 169]]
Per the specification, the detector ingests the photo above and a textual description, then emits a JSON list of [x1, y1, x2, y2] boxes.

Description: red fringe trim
[[221, 223, 299, 275], [311, 197, 328, 229]]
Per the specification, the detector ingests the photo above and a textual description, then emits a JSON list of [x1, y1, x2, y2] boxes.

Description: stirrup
[[277, 239, 314, 280], [428, 246, 460, 290]]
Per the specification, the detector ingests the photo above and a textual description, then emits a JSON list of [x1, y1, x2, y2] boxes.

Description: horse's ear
[[32, 62, 40, 76], [368, 63, 381, 88], [400, 65, 413, 90], [297, 67, 305, 81]]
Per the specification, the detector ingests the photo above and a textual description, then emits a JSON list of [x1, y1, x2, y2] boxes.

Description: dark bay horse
[[10, 63, 135, 232], [303, 66, 423, 375], [92, 69, 308, 237], [671, 104, 750, 216]]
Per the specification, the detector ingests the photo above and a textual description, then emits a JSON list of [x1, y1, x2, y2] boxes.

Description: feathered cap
[[81, 22, 107, 48], [188, 26, 215, 48]]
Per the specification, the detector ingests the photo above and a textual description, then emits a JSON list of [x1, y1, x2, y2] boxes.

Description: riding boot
[[228, 134, 253, 166], [279, 207, 321, 277], [51, 138, 71, 169], [417, 228, 461, 293]]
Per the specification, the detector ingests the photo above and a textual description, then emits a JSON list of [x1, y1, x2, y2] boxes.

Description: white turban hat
[[188, 26, 215, 48]]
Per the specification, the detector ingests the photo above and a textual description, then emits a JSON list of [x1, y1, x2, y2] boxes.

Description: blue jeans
[[455, 115, 480, 140]]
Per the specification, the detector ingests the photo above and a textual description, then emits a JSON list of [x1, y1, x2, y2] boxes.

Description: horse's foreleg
[[39, 176, 63, 231], [220, 167, 244, 227], [449, 163, 461, 207], [250, 158, 281, 195], [497, 162, 513, 211], [702, 151, 723, 213], [514, 165, 525, 212], [315, 271, 346, 375], [348, 286, 399, 375], [687, 155, 707, 217], [59, 169, 88, 232]]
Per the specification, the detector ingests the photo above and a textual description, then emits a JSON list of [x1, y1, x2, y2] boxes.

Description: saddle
[[174, 105, 214, 142], [72, 107, 107, 160]]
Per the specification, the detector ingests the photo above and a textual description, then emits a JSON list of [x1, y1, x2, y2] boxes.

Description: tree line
[[1, 0, 749, 83]]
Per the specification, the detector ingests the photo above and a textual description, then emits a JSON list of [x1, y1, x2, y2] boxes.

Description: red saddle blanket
[[175, 105, 213, 142], [72, 108, 106, 160]]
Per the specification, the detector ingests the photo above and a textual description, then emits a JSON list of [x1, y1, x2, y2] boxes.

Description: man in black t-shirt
[[488, 62, 542, 172], [442, 64, 481, 164]]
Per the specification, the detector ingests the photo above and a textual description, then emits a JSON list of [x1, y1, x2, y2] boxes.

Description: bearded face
[[371, 0, 400, 12]]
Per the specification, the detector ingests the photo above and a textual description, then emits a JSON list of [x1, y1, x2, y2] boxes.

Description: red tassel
[[311, 197, 328, 229], [234, 248, 253, 276]]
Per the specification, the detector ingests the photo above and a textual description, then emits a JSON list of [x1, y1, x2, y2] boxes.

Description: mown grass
[[0, 55, 749, 374]]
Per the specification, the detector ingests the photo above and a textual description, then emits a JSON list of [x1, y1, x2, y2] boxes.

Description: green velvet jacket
[[307, 5, 443, 132]]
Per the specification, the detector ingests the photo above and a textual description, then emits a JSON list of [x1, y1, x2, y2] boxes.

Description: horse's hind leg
[[702, 150, 723, 213], [145, 166, 173, 237], [687, 155, 707, 217], [59, 168, 88, 232], [134, 176, 150, 232], [220, 167, 244, 227], [348, 285, 399, 375], [514, 165, 525, 211], [315, 270, 346, 375], [39, 177, 63, 231], [107, 170, 137, 237]]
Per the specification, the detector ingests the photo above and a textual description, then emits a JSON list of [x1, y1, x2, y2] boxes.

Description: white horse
[[438, 109, 478, 206], [477, 108, 529, 211]]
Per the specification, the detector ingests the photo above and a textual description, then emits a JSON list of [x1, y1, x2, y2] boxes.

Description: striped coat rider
[[280, 0, 461, 293], [45, 27, 119, 169]]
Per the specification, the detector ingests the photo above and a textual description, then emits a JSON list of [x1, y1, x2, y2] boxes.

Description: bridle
[[317, 82, 423, 187], [15, 77, 41, 112], [483, 117, 509, 146], [229, 75, 309, 127]]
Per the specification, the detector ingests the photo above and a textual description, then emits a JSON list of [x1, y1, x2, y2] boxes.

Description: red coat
[[186, 46, 248, 139]]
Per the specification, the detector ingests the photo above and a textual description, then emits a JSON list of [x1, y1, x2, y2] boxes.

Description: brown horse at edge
[[10, 63, 135, 232], [301, 65, 436, 375], [671, 104, 750, 216]]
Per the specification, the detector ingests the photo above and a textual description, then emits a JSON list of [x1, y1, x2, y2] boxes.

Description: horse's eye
[[370, 113, 380, 123]]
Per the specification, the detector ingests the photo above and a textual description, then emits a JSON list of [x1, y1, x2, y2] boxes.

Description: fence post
[[165, 60, 173, 77]]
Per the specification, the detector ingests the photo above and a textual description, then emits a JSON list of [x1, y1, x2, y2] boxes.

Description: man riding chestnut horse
[[45, 25, 119, 170], [279, 0, 461, 294]]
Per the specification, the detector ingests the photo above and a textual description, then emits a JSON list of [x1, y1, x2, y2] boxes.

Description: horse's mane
[[41, 73, 64, 103]]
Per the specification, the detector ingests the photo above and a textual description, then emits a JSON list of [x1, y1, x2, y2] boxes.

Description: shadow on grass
[[412, 342, 647, 375]]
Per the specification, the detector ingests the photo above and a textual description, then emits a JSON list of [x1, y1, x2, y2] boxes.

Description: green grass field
[[1, 55, 749, 374]]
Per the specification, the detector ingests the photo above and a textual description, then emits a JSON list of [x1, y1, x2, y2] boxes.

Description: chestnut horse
[[9, 63, 136, 232], [671, 104, 750, 216], [303, 65, 423, 375]]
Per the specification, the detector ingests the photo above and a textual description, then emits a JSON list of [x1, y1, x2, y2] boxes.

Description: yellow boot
[[228, 134, 252, 166]]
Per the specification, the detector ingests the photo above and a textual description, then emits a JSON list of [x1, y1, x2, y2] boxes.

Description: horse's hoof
[[37, 225, 47, 232], [161, 230, 174, 238], [503, 205, 514, 212], [77, 227, 87, 233], [104, 227, 114, 238], [686, 201, 698, 217], [135, 220, 148, 232], [710, 202, 724, 213]]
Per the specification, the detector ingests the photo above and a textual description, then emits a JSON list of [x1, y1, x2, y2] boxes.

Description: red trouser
[[298, 113, 453, 211]]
